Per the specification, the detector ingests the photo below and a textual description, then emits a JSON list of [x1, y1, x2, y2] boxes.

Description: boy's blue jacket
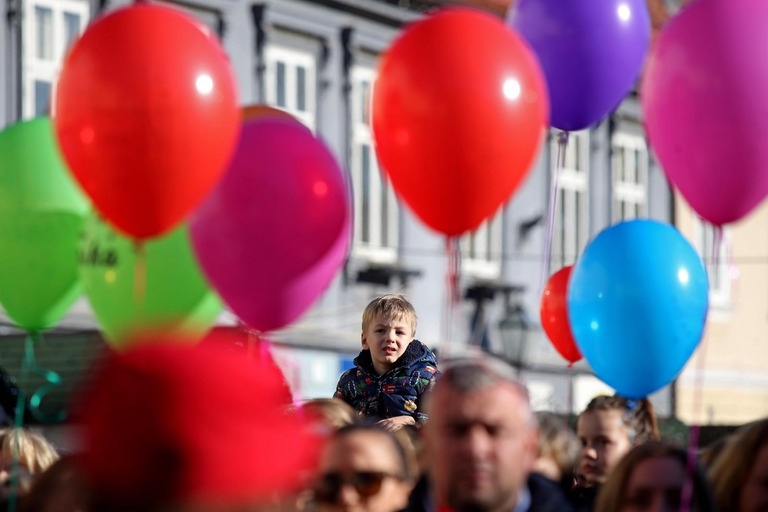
[[334, 340, 440, 424]]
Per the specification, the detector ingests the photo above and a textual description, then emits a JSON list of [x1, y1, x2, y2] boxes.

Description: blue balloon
[[567, 220, 708, 398]]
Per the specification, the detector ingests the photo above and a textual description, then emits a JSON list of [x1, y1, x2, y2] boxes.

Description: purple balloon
[[642, 0, 768, 226], [190, 119, 350, 333], [508, 0, 650, 131]]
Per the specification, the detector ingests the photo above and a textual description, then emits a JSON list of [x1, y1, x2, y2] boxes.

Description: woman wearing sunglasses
[[314, 424, 415, 512]]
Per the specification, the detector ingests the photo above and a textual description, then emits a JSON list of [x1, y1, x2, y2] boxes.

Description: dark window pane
[[361, 80, 370, 124], [296, 66, 306, 111], [34, 80, 51, 117], [361, 145, 370, 243], [276, 62, 286, 107], [35, 7, 53, 60], [64, 12, 81, 52], [381, 179, 389, 247]]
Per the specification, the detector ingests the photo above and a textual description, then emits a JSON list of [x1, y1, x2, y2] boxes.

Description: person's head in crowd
[[360, 294, 418, 376], [20, 455, 87, 512], [299, 398, 356, 434], [313, 424, 414, 512], [698, 435, 728, 470], [0, 428, 59, 501], [533, 411, 580, 484], [423, 356, 540, 512], [594, 441, 716, 512], [709, 417, 768, 512], [576, 395, 660, 487], [75, 334, 322, 512]]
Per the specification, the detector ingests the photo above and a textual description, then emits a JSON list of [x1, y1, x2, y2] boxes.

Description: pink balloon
[[190, 120, 350, 332], [642, 0, 768, 226]]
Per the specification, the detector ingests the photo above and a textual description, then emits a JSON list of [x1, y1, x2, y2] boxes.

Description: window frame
[[550, 129, 590, 270], [350, 65, 399, 264], [611, 130, 649, 223], [22, 0, 89, 119], [264, 45, 317, 131]]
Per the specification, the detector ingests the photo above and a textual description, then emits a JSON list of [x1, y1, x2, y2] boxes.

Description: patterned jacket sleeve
[[413, 363, 441, 425], [333, 368, 354, 405]]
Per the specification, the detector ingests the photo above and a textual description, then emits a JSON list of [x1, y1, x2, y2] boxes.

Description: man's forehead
[[433, 382, 529, 423]]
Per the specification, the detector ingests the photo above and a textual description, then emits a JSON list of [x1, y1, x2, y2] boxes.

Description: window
[[461, 212, 503, 278], [265, 46, 316, 131], [612, 131, 649, 223], [695, 219, 731, 308], [23, 0, 89, 119], [550, 130, 590, 270], [350, 66, 399, 263]]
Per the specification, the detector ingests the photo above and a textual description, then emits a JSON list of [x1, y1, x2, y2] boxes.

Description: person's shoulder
[[527, 473, 576, 512], [409, 339, 440, 376], [337, 366, 362, 384]]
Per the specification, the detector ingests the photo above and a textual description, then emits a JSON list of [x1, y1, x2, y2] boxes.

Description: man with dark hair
[[420, 356, 573, 512]]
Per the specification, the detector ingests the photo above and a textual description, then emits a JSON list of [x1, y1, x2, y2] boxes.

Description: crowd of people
[[1, 294, 767, 512]]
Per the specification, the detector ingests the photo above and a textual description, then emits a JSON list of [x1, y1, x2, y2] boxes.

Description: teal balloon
[[0, 118, 88, 332], [79, 214, 221, 348], [567, 220, 709, 398]]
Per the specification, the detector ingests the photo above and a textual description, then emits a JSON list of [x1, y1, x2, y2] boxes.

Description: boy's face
[[362, 313, 414, 375], [576, 409, 631, 487]]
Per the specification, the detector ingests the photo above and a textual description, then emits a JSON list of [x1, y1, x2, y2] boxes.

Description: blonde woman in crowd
[[709, 417, 768, 512]]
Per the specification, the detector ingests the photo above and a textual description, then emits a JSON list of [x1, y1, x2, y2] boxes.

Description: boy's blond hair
[[361, 294, 417, 334]]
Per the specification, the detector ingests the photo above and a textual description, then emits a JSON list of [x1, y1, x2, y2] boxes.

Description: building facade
[[0, 0, 682, 418]]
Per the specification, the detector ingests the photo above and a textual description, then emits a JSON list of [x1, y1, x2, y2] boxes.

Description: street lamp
[[498, 295, 533, 374]]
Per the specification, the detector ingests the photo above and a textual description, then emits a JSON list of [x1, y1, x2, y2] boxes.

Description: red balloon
[[54, 4, 239, 240], [540, 266, 582, 364], [372, 8, 549, 236]]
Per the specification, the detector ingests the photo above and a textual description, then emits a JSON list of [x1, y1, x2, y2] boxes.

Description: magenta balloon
[[190, 120, 350, 332], [642, 0, 768, 226]]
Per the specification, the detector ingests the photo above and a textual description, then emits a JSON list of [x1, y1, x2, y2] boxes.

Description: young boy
[[334, 294, 440, 431]]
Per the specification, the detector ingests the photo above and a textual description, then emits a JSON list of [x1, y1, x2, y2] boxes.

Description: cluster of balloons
[[0, 3, 350, 350], [0, 0, 753, 403]]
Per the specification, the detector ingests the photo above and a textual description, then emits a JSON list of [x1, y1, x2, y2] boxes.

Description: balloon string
[[7, 333, 66, 512], [726, 230, 740, 305], [25, 333, 66, 424], [540, 131, 568, 298], [565, 364, 574, 429], [681, 226, 717, 512], [7, 338, 29, 512], [133, 240, 147, 318], [442, 236, 461, 356], [624, 399, 637, 446]]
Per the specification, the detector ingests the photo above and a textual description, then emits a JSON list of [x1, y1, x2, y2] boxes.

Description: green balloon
[[0, 118, 88, 332], [79, 214, 221, 348]]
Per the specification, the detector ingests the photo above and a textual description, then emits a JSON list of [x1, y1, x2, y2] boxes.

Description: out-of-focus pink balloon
[[642, 0, 768, 226], [190, 119, 350, 332]]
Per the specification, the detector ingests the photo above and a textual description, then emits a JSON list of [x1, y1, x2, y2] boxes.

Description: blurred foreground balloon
[[642, 0, 768, 226], [0, 118, 88, 332], [567, 220, 708, 398], [373, 8, 548, 236], [540, 266, 581, 365], [76, 335, 320, 509], [191, 119, 350, 332], [79, 214, 221, 348], [241, 104, 297, 123], [509, 0, 650, 131], [54, 3, 239, 239]]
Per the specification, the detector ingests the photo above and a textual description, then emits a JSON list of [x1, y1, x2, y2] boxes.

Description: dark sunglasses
[[314, 471, 402, 503]]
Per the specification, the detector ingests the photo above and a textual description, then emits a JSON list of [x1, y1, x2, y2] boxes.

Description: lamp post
[[498, 295, 533, 376]]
